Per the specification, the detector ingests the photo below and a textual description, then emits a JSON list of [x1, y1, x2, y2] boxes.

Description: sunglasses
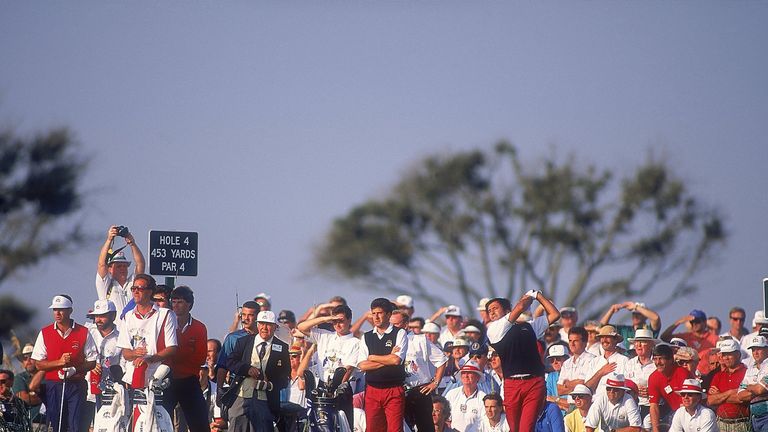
[[289, 353, 301, 358], [131, 286, 150, 292], [690, 319, 703, 325], [676, 360, 693, 365], [152, 297, 166, 302], [572, 394, 589, 400]]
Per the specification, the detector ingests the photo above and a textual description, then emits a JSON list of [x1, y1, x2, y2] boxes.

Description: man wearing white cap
[[740, 311, 768, 355], [564, 385, 593, 432], [584, 373, 642, 432], [423, 322, 442, 346], [437, 305, 464, 347], [444, 360, 487, 432], [225, 310, 290, 432], [31, 294, 98, 432], [558, 307, 578, 342], [395, 295, 415, 316], [707, 338, 749, 431], [669, 379, 717, 432], [85, 299, 121, 410], [477, 298, 491, 325], [737, 335, 768, 430], [623, 328, 658, 422], [96, 225, 146, 321]]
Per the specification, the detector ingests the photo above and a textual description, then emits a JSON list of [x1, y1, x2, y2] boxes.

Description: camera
[[116, 226, 130, 237]]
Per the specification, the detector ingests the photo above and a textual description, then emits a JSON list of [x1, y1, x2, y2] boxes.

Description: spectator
[[583, 321, 602, 357], [600, 301, 662, 341], [487, 347, 504, 397], [395, 295, 415, 317], [486, 291, 560, 432], [0, 369, 27, 428], [153, 285, 172, 309], [648, 344, 692, 432], [544, 344, 569, 411], [286, 344, 314, 409], [584, 373, 642, 432], [297, 303, 359, 426], [11, 344, 43, 424], [479, 393, 509, 432], [535, 401, 566, 432], [563, 384, 593, 432], [558, 307, 578, 342], [437, 306, 464, 347], [395, 309, 448, 432], [116, 275, 178, 388], [432, 394, 459, 432], [206, 339, 221, 381], [224, 310, 290, 432], [167, 286, 210, 432], [96, 225, 146, 321], [722, 307, 748, 341], [408, 317, 425, 335], [31, 295, 98, 432], [585, 325, 629, 395], [556, 327, 595, 397], [669, 379, 717, 432], [477, 298, 491, 325], [739, 311, 768, 355], [276, 309, 297, 344], [708, 317, 722, 337], [462, 325, 484, 344], [736, 335, 768, 430], [661, 309, 717, 375], [423, 322, 441, 346], [356, 298, 409, 432], [674, 347, 702, 381], [623, 328, 658, 423], [253, 293, 271, 311], [707, 339, 749, 431], [444, 361, 487, 432]]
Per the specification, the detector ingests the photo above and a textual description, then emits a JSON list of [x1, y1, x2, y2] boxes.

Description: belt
[[718, 417, 750, 424], [506, 375, 535, 380]]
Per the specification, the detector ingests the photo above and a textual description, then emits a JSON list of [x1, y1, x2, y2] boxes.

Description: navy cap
[[689, 310, 706, 321], [443, 341, 454, 352], [469, 342, 489, 357], [278, 309, 296, 323]]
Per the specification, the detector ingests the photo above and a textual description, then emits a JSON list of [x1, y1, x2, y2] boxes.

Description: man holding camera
[[96, 225, 146, 320]]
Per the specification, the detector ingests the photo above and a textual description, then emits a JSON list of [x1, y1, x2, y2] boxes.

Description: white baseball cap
[[547, 344, 569, 359], [570, 384, 592, 396], [754, 311, 768, 326], [445, 305, 462, 317], [396, 295, 414, 309], [748, 335, 768, 349], [21, 344, 34, 356], [88, 299, 117, 316], [477, 298, 490, 311], [256, 310, 277, 324], [463, 325, 482, 334], [717, 339, 741, 354], [423, 322, 441, 334], [49, 295, 73, 309], [107, 251, 131, 265]]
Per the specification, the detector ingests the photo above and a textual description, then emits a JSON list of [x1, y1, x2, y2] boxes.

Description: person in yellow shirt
[[564, 384, 593, 432]]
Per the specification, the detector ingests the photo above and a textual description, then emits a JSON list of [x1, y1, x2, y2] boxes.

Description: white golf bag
[[130, 365, 173, 432]]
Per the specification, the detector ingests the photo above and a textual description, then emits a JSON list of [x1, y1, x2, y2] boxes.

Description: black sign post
[[148, 230, 198, 277]]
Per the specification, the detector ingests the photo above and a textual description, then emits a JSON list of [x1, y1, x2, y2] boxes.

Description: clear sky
[[1, 1, 767, 340]]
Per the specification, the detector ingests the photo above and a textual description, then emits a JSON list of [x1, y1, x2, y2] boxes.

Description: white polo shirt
[[479, 413, 509, 432], [444, 386, 486, 432], [404, 333, 448, 388], [558, 351, 597, 386], [588, 351, 629, 395], [669, 404, 717, 432], [584, 392, 642, 431], [623, 355, 656, 406], [308, 328, 360, 383]]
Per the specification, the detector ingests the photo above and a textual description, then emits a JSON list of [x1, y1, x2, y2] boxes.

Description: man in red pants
[[357, 298, 409, 432], [486, 291, 560, 432]]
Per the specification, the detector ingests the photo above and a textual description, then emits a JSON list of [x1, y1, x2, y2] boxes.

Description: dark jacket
[[226, 334, 291, 416]]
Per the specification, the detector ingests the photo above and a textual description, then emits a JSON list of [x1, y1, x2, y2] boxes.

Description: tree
[[316, 142, 725, 318], [0, 126, 88, 338]]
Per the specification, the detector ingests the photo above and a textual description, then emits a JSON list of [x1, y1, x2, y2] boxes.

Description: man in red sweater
[[648, 344, 692, 432], [167, 286, 210, 432], [31, 295, 97, 432], [707, 339, 749, 431]]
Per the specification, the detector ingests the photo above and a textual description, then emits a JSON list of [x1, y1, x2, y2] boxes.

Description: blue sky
[[1, 2, 767, 340]]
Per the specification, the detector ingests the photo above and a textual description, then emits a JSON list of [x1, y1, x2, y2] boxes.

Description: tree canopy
[[0, 127, 88, 338], [316, 142, 725, 318]]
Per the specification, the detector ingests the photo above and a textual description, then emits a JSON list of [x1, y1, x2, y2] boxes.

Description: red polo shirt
[[648, 364, 691, 411], [172, 316, 208, 379], [710, 364, 749, 418]]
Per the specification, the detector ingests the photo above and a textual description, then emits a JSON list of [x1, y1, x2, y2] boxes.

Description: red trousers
[[504, 376, 545, 432], [364, 385, 405, 432]]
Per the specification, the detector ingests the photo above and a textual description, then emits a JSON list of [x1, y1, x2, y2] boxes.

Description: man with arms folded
[[706, 339, 749, 432], [736, 335, 768, 431], [558, 327, 597, 397], [357, 298, 409, 432]]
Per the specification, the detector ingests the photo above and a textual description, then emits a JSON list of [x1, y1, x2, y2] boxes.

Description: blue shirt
[[536, 402, 565, 432], [216, 329, 249, 369]]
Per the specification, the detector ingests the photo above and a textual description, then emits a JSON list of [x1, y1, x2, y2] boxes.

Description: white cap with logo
[[445, 305, 462, 317], [396, 295, 414, 309], [257, 310, 277, 324], [88, 299, 117, 316], [49, 295, 73, 309]]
